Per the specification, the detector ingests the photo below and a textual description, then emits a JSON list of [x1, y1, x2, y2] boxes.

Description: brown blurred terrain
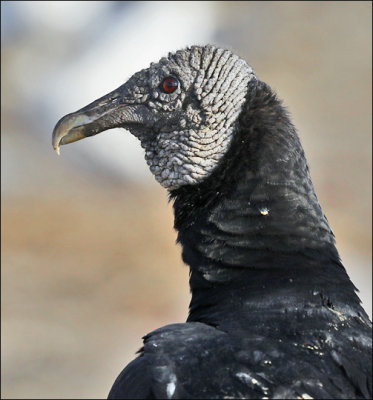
[[2, 187, 190, 398], [2, 2, 371, 399]]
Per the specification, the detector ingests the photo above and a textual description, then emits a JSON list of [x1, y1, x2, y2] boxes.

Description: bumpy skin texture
[[128, 46, 255, 189], [52, 45, 372, 399]]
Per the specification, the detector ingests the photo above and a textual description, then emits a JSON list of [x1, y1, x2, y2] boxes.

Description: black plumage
[[52, 46, 372, 399]]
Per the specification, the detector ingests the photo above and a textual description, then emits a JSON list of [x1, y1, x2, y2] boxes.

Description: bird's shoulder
[[108, 321, 371, 399], [108, 322, 224, 399]]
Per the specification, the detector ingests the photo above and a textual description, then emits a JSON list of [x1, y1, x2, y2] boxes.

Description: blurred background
[[1, 1, 371, 398]]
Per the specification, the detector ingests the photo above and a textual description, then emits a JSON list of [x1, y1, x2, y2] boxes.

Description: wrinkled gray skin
[[53, 45, 256, 189]]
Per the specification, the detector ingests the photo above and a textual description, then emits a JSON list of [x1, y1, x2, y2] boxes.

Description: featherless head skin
[[53, 45, 255, 189]]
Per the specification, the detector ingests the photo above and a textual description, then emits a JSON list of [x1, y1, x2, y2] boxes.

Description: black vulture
[[52, 45, 372, 399]]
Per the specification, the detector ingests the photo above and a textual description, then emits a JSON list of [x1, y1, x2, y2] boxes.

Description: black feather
[[109, 80, 372, 399]]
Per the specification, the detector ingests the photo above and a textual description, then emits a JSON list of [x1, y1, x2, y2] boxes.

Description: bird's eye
[[161, 76, 179, 94]]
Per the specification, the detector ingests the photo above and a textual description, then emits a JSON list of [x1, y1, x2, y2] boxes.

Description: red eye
[[161, 76, 179, 93]]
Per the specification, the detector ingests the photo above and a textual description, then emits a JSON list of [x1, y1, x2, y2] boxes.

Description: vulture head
[[52, 45, 256, 189]]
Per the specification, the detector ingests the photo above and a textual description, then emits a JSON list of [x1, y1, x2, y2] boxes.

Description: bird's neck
[[170, 80, 363, 328]]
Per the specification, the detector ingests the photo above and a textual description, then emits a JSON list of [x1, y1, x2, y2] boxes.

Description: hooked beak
[[52, 84, 151, 155], [52, 88, 125, 155]]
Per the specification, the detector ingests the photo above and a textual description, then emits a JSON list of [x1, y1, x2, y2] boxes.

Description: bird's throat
[[170, 80, 360, 328]]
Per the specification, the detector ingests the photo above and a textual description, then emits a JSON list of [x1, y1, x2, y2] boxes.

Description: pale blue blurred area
[[2, 2, 371, 398]]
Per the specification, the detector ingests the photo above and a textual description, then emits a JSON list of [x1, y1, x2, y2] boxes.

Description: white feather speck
[[166, 374, 177, 398]]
